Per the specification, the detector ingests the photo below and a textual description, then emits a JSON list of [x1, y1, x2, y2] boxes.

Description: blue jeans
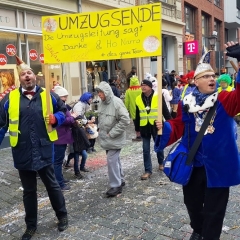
[[73, 150, 88, 174], [53, 144, 67, 188], [142, 135, 164, 174]]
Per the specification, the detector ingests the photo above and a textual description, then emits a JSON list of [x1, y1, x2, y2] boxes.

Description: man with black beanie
[[135, 79, 171, 180]]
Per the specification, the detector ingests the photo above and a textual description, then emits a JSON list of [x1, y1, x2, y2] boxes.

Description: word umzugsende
[[58, 5, 160, 30]]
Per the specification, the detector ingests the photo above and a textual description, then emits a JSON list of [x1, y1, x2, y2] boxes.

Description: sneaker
[[106, 186, 122, 197], [132, 136, 142, 142], [58, 216, 68, 231], [80, 167, 89, 172], [21, 228, 36, 240], [61, 185, 71, 191], [87, 149, 93, 154], [189, 231, 202, 240], [75, 173, 83, 179], [92, 148, 97, 152]]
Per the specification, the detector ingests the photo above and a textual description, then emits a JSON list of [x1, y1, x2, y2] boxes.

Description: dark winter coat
[[72, 124, 90, 152], [0, 86, 66, 171], [109, 82, 120, 98]]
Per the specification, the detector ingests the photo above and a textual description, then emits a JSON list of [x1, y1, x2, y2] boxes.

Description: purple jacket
[[54, 110, 74, 145]]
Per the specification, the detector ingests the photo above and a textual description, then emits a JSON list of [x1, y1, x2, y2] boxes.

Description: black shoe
[[21, 228, 36, 240], [121, 181, 125, 186], [92, 148, 97, 152], [189, 231, 202, 240], [61, 185, 71, 191], [106, 186, 122, 197], [87, 149, 93, 154], [80, 167, 89, 172], [75, 172, 83, 179], [63, 179, 70, 184], [58, 216, 68, 231], [64, 164, 71, 169]]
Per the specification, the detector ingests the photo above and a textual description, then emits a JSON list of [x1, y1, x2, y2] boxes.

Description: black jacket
[[0, 86, 66, 171], [72, 124, 90, 152], [135, 92, 171, 137], [109, 83, 120, 98]]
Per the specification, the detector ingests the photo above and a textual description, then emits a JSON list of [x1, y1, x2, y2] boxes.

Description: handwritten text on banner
[[42, 3, 162, 63]]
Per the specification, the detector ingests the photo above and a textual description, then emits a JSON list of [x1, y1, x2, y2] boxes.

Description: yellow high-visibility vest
[[181, 84, 189, 100], [8, 89, 58, 147], [135, 94, 158, 126], [217, 86, 233, 93]]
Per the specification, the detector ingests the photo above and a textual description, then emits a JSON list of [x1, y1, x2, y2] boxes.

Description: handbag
[[163, 102, 217, 185]]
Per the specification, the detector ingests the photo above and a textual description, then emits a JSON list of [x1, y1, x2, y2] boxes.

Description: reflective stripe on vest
[[8, 89, 58, 147], [181, 84, 188, 100], [136, 94, 158, 126]]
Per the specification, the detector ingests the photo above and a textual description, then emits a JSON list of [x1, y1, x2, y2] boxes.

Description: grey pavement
[[1, 122, 240, 239]]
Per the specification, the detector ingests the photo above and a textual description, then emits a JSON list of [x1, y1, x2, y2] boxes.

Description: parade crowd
[[1, 41, 240, 240]]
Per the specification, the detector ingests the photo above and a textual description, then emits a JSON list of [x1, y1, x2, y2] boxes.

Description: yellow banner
[[42, 3, 162, 63]]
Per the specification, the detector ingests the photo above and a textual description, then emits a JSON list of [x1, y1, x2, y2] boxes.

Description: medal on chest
[[194, 110, 216, 135]]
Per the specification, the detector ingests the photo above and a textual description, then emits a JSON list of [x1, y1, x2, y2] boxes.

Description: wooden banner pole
[[44, 64, 53, 132], [157, 56, 162, 135]]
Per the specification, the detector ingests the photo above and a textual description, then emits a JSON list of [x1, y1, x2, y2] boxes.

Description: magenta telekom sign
[[184, 40, 199, 55]]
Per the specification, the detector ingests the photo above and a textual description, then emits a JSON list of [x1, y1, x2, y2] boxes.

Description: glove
[[45, 114, 57, 125], [226, 43, 240, 61]]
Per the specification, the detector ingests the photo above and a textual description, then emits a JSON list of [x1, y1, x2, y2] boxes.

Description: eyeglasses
[[196, 74, 215, 80]]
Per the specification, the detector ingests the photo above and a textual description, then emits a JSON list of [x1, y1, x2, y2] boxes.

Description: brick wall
[[183, 0, 224, 73]]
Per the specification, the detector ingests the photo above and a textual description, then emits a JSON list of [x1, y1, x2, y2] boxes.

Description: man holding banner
[[0, 57, 68, 240]]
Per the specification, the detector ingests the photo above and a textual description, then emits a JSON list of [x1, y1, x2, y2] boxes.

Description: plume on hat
[[16, 55, 33, 75], [194, 51, 214, 79]]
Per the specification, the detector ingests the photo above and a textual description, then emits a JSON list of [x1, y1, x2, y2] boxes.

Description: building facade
[[183, 0, 224, 74], [137, 0, 184, 77], [0, 0, 136, 102]]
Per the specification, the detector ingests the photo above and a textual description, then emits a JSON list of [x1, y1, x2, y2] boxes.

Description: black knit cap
[[141, 79, 152, 88]]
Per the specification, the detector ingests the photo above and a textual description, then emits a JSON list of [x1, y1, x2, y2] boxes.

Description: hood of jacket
[[96, 81, 114, 104], [130, 76, 140, 87]]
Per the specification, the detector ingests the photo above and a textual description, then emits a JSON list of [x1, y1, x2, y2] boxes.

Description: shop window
[[214, 0, 220, 7], [0, 32, 18, 64], [214, 19, 221, 51], [202, 14, 209, 48], [86, 61, 108, 92], [186, 57, 196, 72], [0, 32, 19, 99], [28, 35, 43, 77], [86, 60, 127, 94]]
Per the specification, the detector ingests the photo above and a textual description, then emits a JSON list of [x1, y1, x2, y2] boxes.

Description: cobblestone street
[[1, 122, 240, 239]]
